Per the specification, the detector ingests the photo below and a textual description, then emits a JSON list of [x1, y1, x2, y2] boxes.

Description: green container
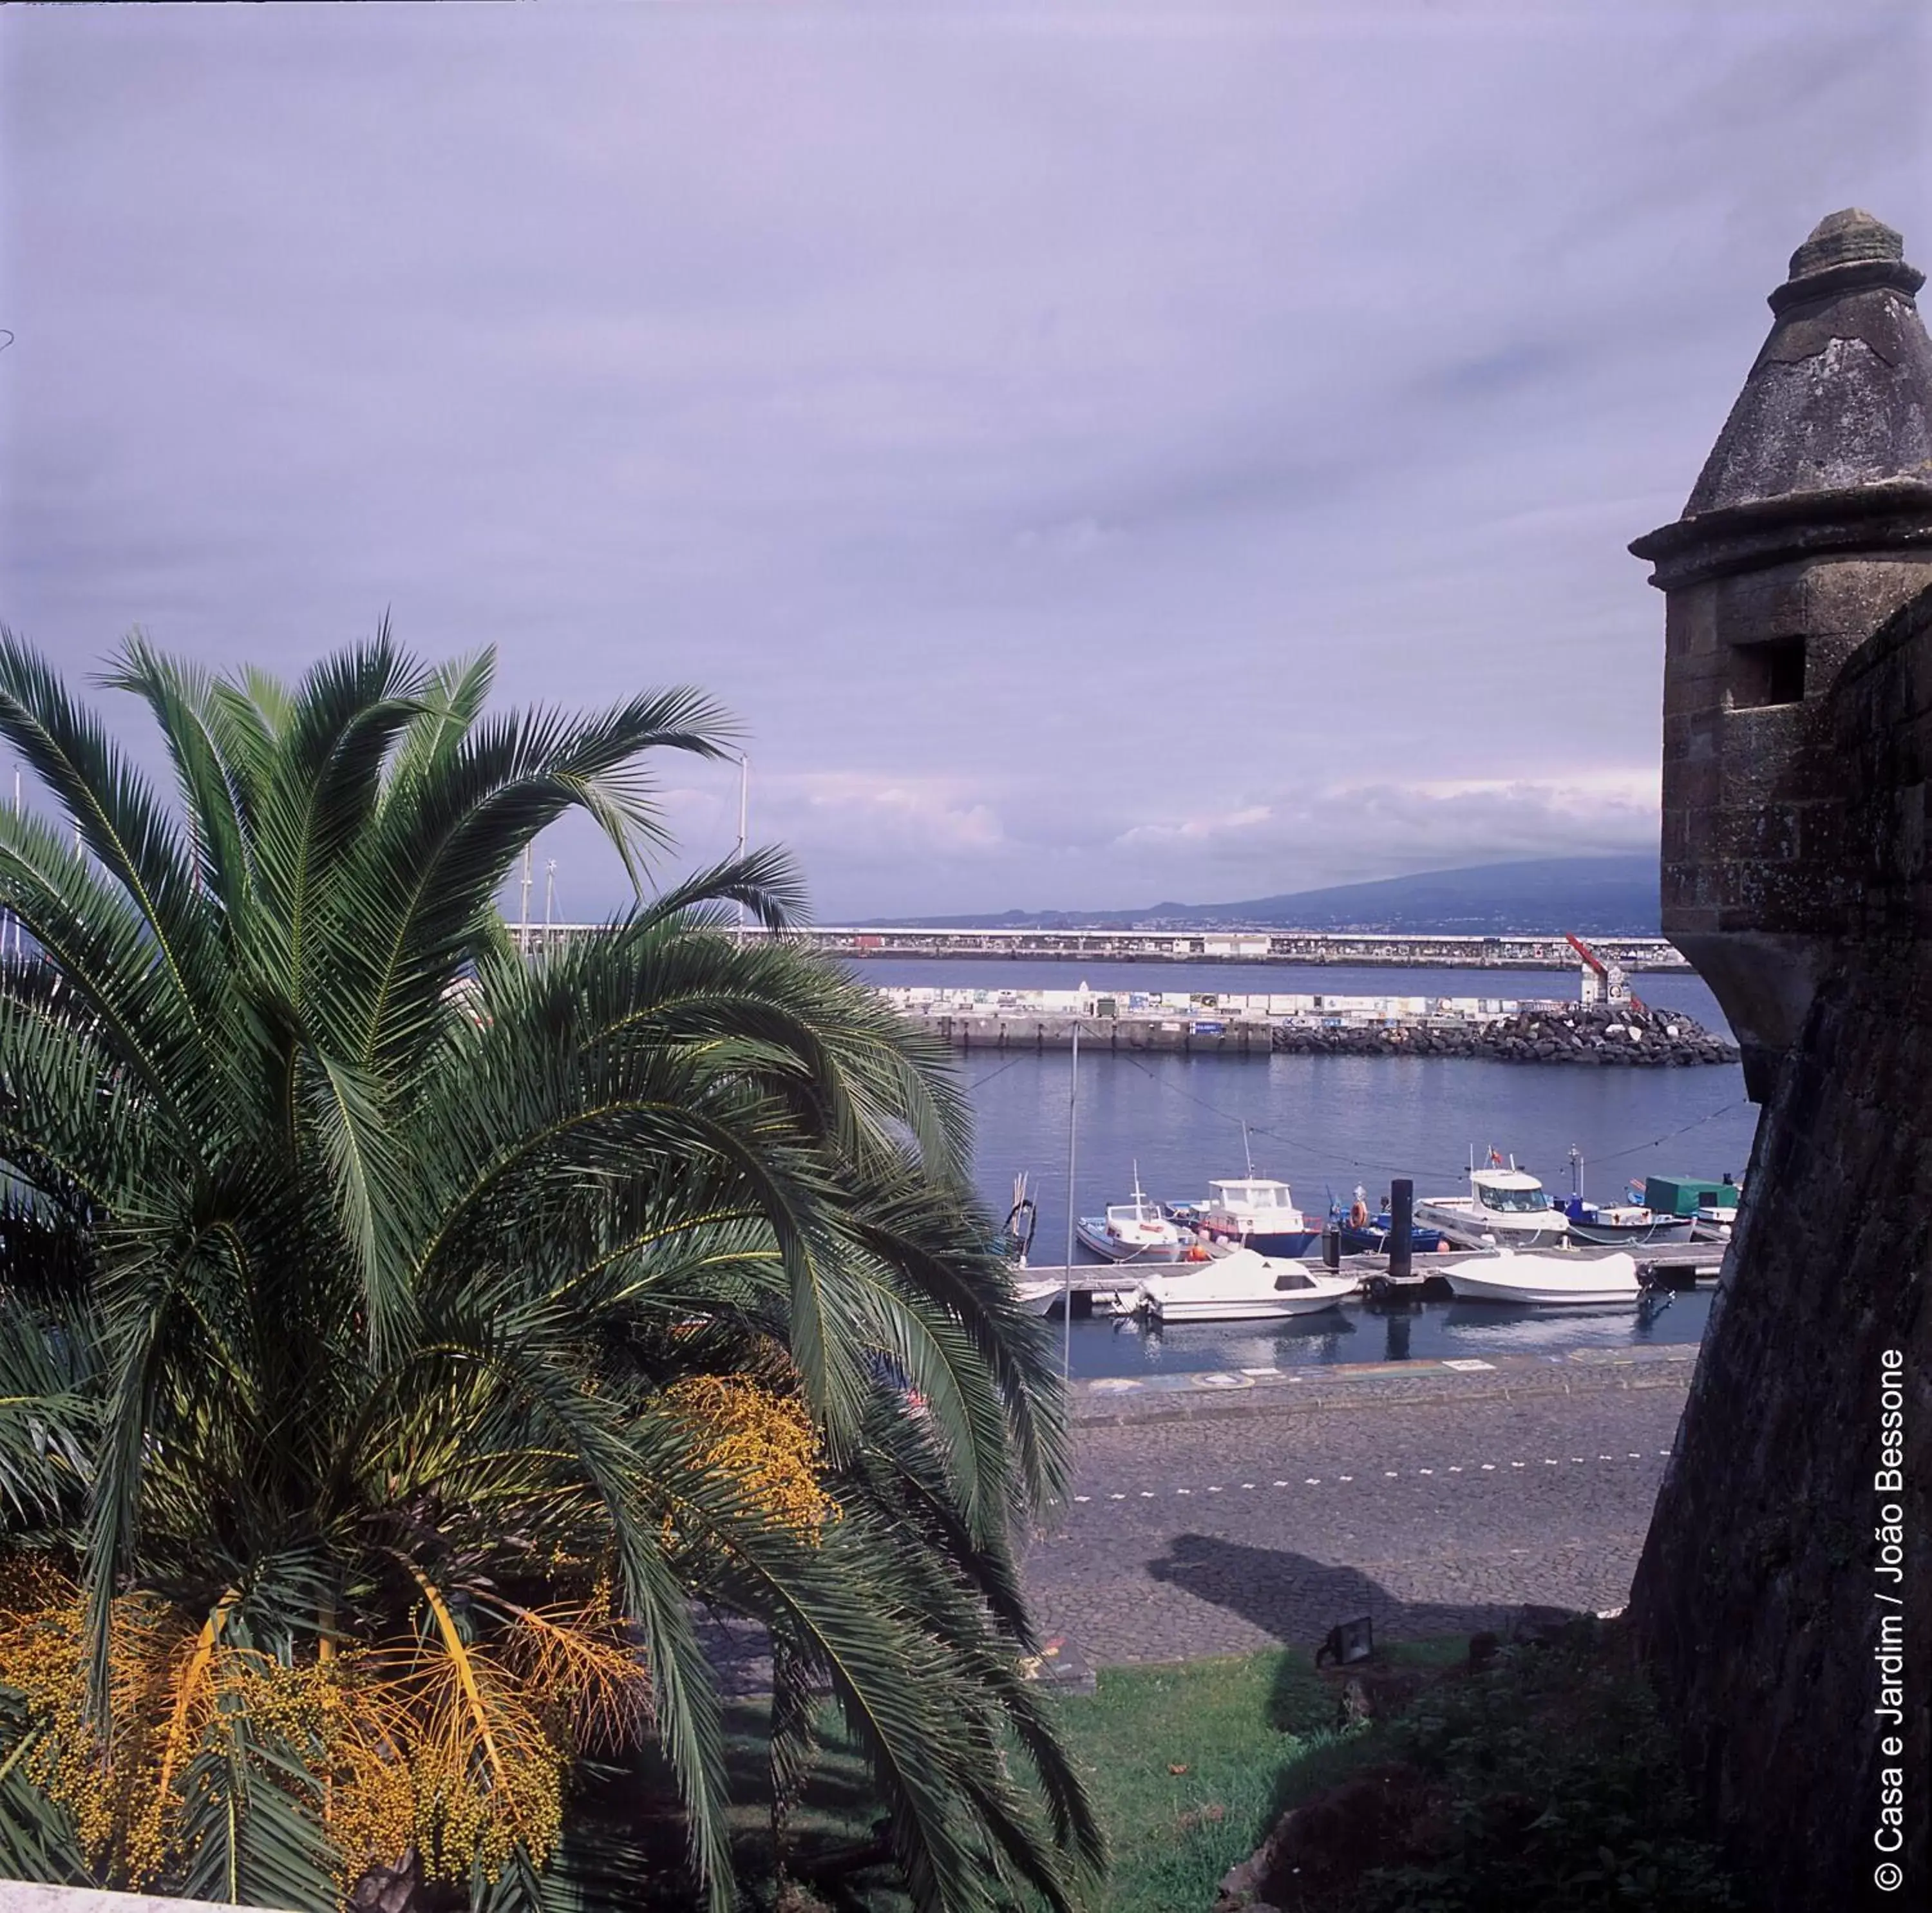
[[1644, 1174, 1738, 1217]]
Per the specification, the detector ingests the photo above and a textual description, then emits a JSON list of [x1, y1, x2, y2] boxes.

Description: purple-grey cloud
[[3, 1, 1927, 920]]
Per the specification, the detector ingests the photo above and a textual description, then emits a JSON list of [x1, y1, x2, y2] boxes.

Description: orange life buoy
[[1348, 1201, 1369, 1230]]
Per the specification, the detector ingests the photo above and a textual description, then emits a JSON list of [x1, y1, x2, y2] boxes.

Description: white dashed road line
[[1077, 1450, 1665, 1504]]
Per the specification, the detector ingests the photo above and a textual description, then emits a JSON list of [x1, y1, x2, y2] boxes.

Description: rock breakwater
[[1270, 1000, 1738, 1067]]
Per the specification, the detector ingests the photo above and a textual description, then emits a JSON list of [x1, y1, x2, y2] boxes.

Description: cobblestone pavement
[[1024, 1384, 1688, 1666]]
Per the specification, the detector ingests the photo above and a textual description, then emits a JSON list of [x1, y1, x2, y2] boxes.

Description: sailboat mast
[[1063, 1022, 1079, 1379]]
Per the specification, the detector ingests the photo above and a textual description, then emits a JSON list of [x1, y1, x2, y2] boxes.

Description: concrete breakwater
[[880, 985, 1738, 1065]]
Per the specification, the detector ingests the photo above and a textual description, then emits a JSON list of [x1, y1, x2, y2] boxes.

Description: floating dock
[[1018, 1243, 1726, 1313]]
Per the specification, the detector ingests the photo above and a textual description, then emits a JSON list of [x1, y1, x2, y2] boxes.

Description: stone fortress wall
[[1627, 212, 1929, 1910]]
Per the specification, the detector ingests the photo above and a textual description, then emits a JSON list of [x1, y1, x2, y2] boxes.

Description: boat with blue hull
[[1167, 1176, 1320, 1257], [1555, 1153, 1700, 1246], [1333, 1186, 1454, 1255], [1339, 1212, 1454, 1255], [1560, 1199, 1694, 1246]]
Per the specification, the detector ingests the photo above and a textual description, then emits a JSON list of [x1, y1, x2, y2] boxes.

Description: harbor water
[[1039, 1287, 1716, 1382], [863, 962, 1754, 1379]]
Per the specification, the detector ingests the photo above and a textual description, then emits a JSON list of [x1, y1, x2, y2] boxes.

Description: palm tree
[[0, 629, 1101, 1913]]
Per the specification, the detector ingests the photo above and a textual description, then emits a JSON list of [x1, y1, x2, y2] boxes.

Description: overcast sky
[[4, 1, 1927, 920]]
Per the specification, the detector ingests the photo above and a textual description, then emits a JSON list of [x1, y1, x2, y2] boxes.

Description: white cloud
[[772, 772, 1009, 857]]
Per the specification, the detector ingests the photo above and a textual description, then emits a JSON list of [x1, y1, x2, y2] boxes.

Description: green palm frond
[[98, 634, 257, 925], [175, 1709, 341, 1913], [0, 631, 218, 1038], [0, 1291, 98, 1524], [0, 628, 1095, 1913]]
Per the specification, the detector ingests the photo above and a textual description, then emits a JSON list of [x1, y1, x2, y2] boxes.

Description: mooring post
[[1322, 1223, 1341, 1270], [1388, 1178, 1414, 1281]]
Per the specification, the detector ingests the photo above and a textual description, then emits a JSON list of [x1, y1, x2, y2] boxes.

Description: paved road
[[1025, 1385, 1688, 1666]]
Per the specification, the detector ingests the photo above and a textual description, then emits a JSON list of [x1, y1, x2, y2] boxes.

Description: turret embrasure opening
[[1727, 634, 1806, 709]]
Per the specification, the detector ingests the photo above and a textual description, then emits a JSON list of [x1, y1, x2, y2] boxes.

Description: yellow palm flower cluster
[[0, 1561, 650, 1901], [666, 1373, 842, 1540]]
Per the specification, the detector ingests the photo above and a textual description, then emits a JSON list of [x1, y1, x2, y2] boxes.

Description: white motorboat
[[1134, 1247, 1358, 1323], [1441, 1248, 1641, 1307], [1414, 1159, 1570, 1250], [1012, 1274, 1135, 1317], [1075, 1172, 1191, 1262]]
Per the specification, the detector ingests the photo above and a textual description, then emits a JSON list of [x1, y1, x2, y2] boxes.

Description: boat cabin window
[[1477, 1184, 1551, 1213], [1211, 1181, 1291, 1211]]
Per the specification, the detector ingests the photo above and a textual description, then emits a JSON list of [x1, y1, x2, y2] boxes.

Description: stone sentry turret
[[1625, 213, 1929, 1911], [1630, 208, 1932, 1098]]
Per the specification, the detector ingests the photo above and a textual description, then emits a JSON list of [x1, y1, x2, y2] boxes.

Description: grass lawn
[[1037, 1650, 1379, 1913], [710, 1640, 1459, 1912]]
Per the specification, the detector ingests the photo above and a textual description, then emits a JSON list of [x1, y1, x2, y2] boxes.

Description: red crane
[[1564, 933, 1642, 1010]]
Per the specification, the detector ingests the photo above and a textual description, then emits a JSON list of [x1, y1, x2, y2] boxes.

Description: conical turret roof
[[1633, 211, 1932, 584]]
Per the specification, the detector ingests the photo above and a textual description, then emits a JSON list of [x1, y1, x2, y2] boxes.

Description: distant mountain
[[896, 855, 1662, 937]]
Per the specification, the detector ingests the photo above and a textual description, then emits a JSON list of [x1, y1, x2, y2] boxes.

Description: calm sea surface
[[855, 960, 1752, 1377]]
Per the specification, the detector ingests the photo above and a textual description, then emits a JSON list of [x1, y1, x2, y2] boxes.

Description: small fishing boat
[[1169, 1176, 1320, 1257], [1557, 1150, 1693, 1246], [1415, 1155, 1570, 1250], [1075, 1170, 1191, 1262], [1562, 1200, 1694, 1246], [1335, 1186, 1450, 1254], [1441, 1247, 1640, 1308], [1133, 1247, 1358, 1323]]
